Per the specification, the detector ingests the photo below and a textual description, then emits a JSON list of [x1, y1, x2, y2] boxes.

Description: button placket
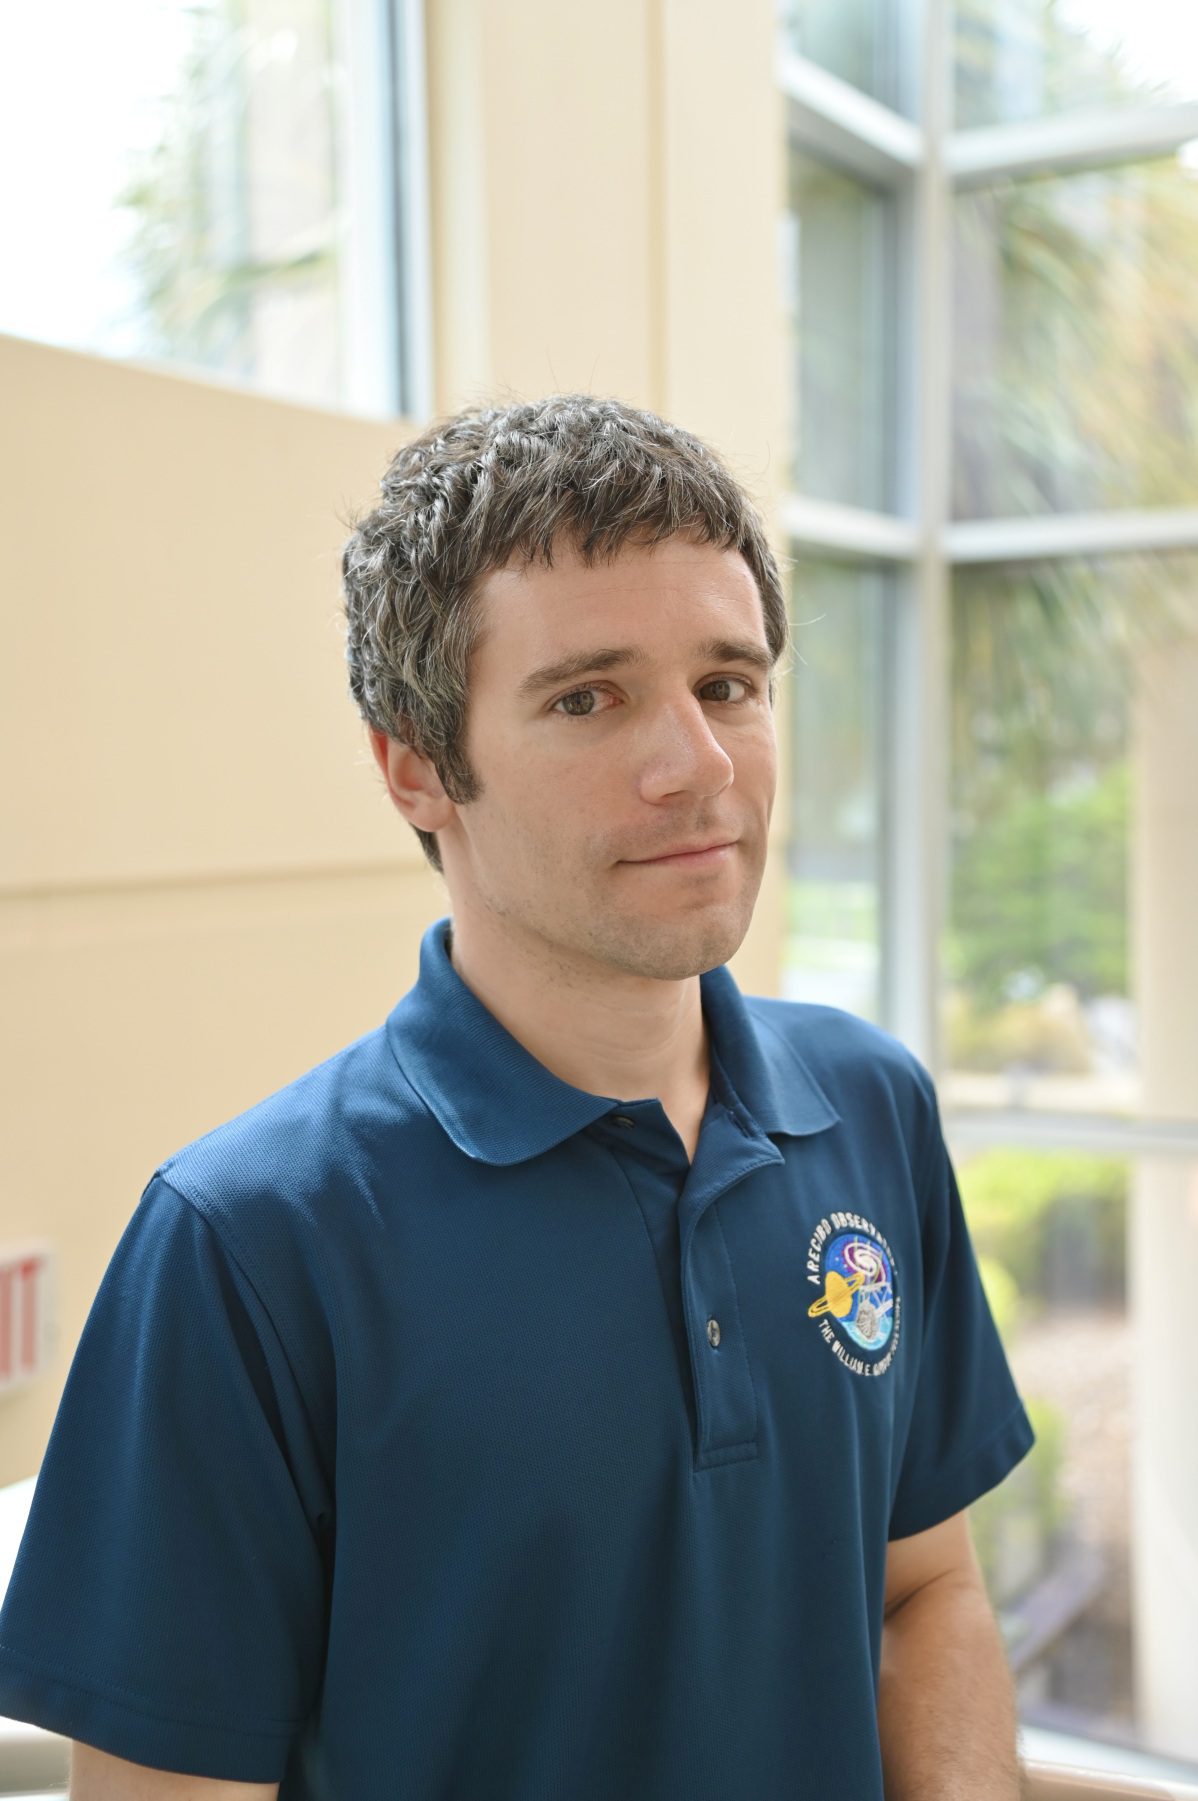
[[678, 1117, 786, 1470], [603, 1096, 782, 1470]]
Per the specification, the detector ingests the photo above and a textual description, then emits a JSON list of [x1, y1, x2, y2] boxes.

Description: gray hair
[[341, 393, 791, 874]]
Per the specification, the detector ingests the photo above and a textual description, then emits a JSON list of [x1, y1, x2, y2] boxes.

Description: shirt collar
[[385, 915, 841, 1166]]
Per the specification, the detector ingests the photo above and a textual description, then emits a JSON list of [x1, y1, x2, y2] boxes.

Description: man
[[0, 396, 1034, 1800]]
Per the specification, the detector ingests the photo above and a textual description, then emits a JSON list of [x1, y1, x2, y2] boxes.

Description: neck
[[445, 914, 711, 1111]]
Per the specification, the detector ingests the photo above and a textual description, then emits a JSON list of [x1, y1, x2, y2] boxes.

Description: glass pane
[[784, 151, 898, 511], [959, 1143, 1198, 1776], [778, 0, 906, 115], [943, 552, 1198, 1120], [782, 558, 890, 1023], [0, 0, 360, 411], [955, 0, 1198, 130], [953, 154, 1198, 518]]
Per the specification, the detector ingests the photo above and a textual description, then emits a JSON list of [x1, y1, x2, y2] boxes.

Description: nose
[[635, 692, 736, 803]]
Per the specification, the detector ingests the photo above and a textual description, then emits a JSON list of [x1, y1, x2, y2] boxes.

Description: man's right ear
[[367, 728, 456, 834]]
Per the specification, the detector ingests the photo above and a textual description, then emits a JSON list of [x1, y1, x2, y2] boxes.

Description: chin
[[619, 906, 753, 978]]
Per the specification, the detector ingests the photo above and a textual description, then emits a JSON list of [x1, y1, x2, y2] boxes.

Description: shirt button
[[706, 1318, 721, 1348], [612, 1114, 636, 1128]]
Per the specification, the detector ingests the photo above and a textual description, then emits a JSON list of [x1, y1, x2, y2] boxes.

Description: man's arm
[[70, 1741, 278, 1800], [878, 1509, 1025, 1801]]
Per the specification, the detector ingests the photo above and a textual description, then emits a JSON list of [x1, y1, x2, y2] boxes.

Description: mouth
[[627, 842, 736, 868]]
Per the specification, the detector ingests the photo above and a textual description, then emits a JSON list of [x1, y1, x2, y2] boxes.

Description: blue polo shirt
[[0, 915, 1033, 1799]]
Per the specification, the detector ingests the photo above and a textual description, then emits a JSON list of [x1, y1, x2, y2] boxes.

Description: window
[[954, 155, 1198, 517], [958, 1144, 1198, 1764], [954, 0, 1198, 130], [945, 551, 1198, 1117], [779, 0, 908, 115], [779, 0, 1198, 1777], [0, 0, 429, 415], [782, 557, 894, 1024], [784, 154, 899, 511]]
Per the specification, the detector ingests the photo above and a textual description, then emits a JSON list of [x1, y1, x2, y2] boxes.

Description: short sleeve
[[0, 1173, 332, 1782], [887, 1067, 1036, 1541]]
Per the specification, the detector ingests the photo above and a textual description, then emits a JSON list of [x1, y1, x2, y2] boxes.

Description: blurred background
[[1, 0, 1197, 1790]]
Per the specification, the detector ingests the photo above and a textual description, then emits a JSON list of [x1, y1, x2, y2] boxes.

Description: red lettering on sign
[[19, 1258, 39, 1372], [0, 1265, 11, 1380]]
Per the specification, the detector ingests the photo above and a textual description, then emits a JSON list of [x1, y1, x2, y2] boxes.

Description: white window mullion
[[780, 49, 925, 185], [882, 0, 953, 1073], [947, 100, 1198, 189], [944, 1110, 1198, 1161], [945, 508, 1198, 564], [780, 494, 921, 561], [331, 0, 401, 414], [391, 0, 433, 421]]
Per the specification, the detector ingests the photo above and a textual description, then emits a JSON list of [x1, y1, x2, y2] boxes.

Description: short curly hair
[[341, 393, 791, 874]]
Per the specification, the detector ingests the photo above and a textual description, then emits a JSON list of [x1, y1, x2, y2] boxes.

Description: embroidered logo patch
[[805, 1211, 901, 1377]]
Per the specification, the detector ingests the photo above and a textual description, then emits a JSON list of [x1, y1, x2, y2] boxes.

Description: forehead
[[471, 535, 767, 671]]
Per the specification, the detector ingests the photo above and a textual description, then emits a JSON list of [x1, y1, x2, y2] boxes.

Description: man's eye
[[550, 677, 754, 719]]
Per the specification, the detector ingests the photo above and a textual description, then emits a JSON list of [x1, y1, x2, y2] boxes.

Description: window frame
[[778, 0, 1198, 1162]]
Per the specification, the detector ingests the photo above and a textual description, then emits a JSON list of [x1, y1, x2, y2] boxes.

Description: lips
[[646, 841, 730, 859], [632, 840, 736, 864]]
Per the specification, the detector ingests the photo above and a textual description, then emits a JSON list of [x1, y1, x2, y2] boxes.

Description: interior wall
[[1129, 633, 1198, 1759], [1, 0, 789, 1485], [425, 0, 791, 947], [0, 338, 431, 1484]]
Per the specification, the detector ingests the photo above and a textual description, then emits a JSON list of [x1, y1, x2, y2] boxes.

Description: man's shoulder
[[742, 994, 929, 1087], [153, 1018, 432, 1225], [742, 986, 936, 1152]]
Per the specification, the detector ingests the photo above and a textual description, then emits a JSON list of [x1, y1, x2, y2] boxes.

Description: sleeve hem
[[0, 1649, 295, 1784], [887, 1401, 1036, 1542]]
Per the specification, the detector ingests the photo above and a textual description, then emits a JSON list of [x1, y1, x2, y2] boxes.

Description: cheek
[[732, 728, 776, 786], [484, 769, 589, 849]]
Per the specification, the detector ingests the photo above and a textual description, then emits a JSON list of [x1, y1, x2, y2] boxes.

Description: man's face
[[437, 533, 779, 983]]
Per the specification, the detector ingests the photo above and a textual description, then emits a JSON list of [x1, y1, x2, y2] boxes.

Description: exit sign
[[0, 1247, 56, 1396]]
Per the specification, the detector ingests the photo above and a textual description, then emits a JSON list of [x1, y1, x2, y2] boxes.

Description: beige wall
[[426, 0, 791, 948], [0, 337, 436, 1484], [1, 0, 789, 1483], [1129, 636, 1198, 1759]]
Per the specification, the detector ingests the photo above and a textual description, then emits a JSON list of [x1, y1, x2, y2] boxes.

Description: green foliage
[[947, 759, 1129, 1012], [976, 1254, 1020, 1338], [955, 156, 1198, 517], [944, 988, 1092, 1073], [958, 1148, 1127, 1307], [950, 560, 1136, 792], [971, 1395, 1068, 1610], [946, 554, 1198, 1023]]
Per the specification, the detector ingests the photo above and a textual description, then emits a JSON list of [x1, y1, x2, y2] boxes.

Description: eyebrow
[[516, 637, 777, 702]]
